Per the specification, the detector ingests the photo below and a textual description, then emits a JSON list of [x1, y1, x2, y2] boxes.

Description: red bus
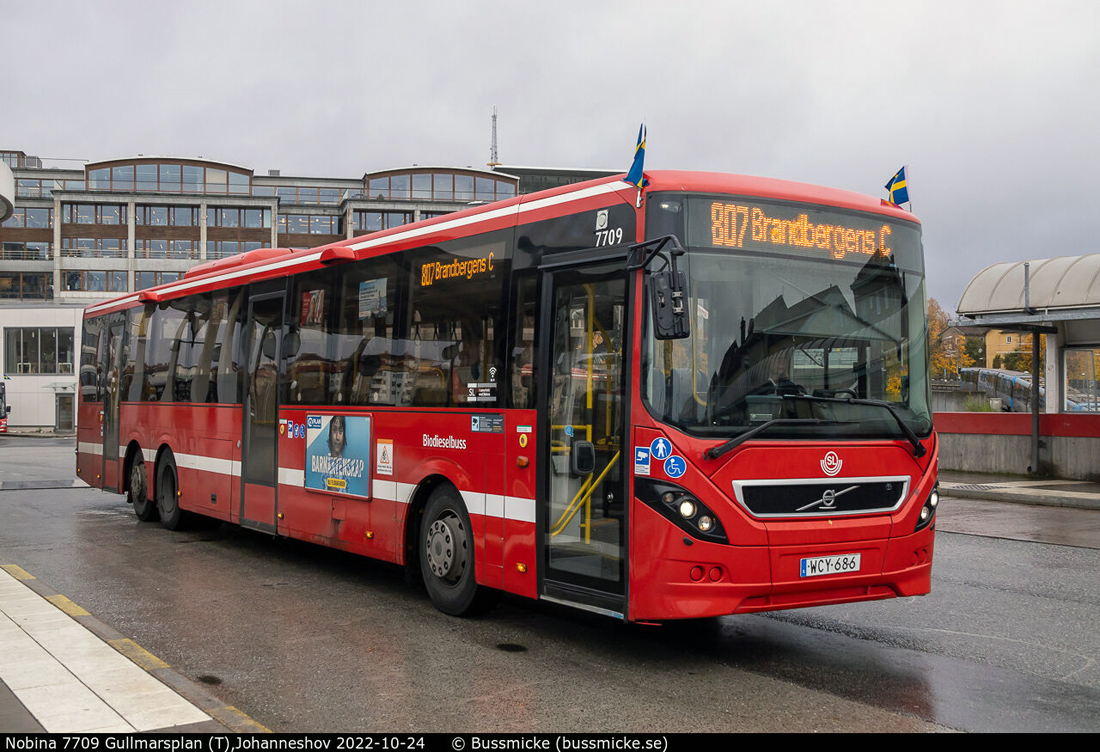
[[76, 171, 938, 621]]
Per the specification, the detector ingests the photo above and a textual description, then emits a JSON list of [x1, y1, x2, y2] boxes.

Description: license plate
[[800, 553, 861, 578]]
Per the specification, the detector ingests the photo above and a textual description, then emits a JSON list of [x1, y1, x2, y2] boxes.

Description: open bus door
[[240, 290, 285, 533], [538, 261, 630, 618]]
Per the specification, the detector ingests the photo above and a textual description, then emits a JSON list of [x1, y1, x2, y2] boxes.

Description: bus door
[[240, 291, 284, 533], [539, 262, 629, 617], [101, 317, 126, 492]]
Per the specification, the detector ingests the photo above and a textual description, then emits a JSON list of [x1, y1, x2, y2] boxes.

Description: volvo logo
[[797, 485, 858, 512], [820, 451, 842, 476]]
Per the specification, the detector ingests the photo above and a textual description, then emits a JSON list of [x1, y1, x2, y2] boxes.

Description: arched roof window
[[364, 167, 517, 203], [85, 157, 253, 195]]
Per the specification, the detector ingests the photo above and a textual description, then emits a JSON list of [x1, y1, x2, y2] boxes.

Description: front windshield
[[643, 193, 932, 441]]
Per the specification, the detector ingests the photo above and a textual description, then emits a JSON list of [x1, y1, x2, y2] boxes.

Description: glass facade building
[[0, 152, 524, 304], [0, 148, 615, 428]]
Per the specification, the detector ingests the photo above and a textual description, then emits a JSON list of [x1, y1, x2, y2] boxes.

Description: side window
[[509, 275, 538, 409], [143, 302, 185, 401], [80, 317, 103, 403], [287, 270, 338, 406], [407, 240, 507, 407], [334, 258, 401, 406]]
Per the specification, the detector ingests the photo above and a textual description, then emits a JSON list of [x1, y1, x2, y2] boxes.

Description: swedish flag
[[885, 166, 909, 205], [624, 124, 649, 189]]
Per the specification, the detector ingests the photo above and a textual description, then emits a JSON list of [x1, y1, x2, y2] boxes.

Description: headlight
[[915, 481, 939, 532], [638, 479, 728, 544]]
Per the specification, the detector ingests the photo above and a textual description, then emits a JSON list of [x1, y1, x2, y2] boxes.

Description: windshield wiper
[[703, 395, 927, 461], [705, 418, 837, 460], [784, 394, 926, 457]]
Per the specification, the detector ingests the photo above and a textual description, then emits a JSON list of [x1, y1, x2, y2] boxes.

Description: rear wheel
[[156, 453, 185, 531], [128, 455, 157, 521], [420, 486, 497, 616]]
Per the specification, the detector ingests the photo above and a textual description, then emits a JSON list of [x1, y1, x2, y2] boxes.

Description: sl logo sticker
[[820, 451, 842, 477]]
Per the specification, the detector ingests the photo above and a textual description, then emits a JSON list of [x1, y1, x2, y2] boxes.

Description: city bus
[[76, 171, 938, 621]]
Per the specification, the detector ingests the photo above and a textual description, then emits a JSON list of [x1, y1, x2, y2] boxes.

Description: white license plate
[[800, 553, 861, 578]]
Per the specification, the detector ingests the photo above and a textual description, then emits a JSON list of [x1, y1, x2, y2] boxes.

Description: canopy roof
[[957, 254, 1100, 325]]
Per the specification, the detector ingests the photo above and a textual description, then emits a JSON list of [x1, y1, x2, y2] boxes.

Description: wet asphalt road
[[2, 437, 1099, 733]]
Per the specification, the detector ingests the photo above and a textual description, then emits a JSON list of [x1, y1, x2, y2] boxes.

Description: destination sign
[[692, 199, 902, 262]]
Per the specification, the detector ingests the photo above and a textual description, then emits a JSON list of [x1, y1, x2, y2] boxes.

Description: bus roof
[[84, 170, 919, 318]]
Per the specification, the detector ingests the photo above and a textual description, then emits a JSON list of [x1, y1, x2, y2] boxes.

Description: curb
[[940, 483, 1100, 512], [1, 564, 269, 734]]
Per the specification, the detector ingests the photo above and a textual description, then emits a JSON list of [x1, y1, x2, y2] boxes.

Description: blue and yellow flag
[[624, 124, 649, 189], [885, 166, 909, 205]]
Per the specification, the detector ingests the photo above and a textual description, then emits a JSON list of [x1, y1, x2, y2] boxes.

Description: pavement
[[0, 430, 1098, 733]]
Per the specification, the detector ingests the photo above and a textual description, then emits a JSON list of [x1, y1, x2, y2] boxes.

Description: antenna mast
[[487, 106, 501, 168]]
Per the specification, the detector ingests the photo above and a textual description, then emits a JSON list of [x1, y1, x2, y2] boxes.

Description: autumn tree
[[927, 298, 974, 377]]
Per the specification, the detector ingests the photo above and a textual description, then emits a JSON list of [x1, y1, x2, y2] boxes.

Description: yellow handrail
[[549, 450, 620, 541]]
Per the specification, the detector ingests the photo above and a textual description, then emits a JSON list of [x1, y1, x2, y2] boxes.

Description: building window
[[137, 239, 169, 258], [61, 238, 125, 258], [136, 206, 170, 226], [0, 273, 52, 300], [1, 207, 53, 229], [3, 327, 75, 375], [86, 162, 250, 194], [63, 203, 127, 225], [353, 211, 411, 233], [65, 271, 109, 292], [135, 271, 181, 289]]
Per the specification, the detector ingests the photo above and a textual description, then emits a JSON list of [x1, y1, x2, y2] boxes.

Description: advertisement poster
[[301, 289, 325, 326], [304, 415, 371, 498], [358, 279, 387, 319]]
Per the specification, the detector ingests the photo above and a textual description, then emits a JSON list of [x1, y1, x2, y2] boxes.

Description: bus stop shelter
[[952, 253, 1100, 473]]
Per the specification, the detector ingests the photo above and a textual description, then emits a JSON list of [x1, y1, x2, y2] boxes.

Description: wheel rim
[[130, 462, 145, 502], [425, 513, 467, 585]]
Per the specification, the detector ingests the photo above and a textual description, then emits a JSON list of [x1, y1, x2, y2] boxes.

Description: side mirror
[[571, 440, 596, 477], [650, 269, 689, 340]]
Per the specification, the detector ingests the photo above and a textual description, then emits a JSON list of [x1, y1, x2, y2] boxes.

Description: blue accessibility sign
[[663, 455, 687, 478], [650, 437, 672, 460]]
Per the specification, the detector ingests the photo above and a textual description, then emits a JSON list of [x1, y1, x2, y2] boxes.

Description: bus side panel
[[503, 410, 537, 599], [145, 403, 240, 522], [274, 408, 385, 557], [76, 401, 103, 489]]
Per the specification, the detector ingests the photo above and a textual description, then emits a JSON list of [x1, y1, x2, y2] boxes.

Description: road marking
[[46, 594, 90, 617], [0, 564, 34, 580], [109, 638, 170, 671]]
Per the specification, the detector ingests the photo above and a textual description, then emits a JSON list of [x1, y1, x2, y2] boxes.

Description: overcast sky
[[5, 1, 1098, 310]]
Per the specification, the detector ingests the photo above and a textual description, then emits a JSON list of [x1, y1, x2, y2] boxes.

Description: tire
[[128, 455, 158, 521], [156, 452, 186, 531], [420, 486, 498, 616]]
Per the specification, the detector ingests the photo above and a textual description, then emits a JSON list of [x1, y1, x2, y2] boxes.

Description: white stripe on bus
[[95, 447, 536, 522], [96, 178, 627, 307]]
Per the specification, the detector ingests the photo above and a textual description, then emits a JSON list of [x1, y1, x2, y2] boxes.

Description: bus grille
[[731, 476, 909, 518]]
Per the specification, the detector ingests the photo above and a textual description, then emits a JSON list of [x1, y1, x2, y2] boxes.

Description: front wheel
[[420, 486, 497, 616]]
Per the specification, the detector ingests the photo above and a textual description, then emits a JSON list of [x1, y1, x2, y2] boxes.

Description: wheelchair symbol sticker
[[664, 455, 686, 478]]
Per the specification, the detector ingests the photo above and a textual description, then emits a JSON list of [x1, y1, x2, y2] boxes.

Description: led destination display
[[691, 198, 912, 262]]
